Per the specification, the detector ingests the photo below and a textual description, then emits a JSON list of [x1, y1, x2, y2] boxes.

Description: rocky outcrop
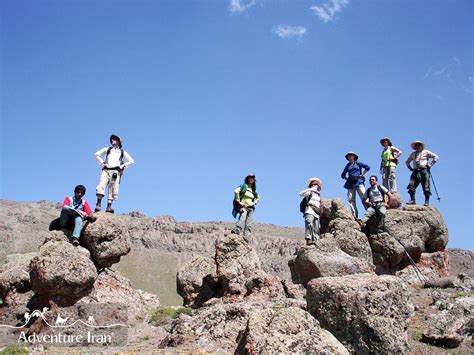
[[421, 296, 474, 348], [215, 234, 267, 297], [29, 232, 98, 304], [78, 269, 160, 323], [449, 248, 474, 277], [289, 237, 375, 286], [82, 213, 131, 268], [307, 273, 413, 354], [176, 256, 218, 308], [239, 307, 348, 354], [395, 250, 449, 284]]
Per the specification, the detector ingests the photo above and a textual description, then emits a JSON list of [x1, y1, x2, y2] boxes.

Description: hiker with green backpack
[[231, 173, 260, 241], [341, 152, 370, 218], [94, 134, 134, 213], [299, 177, 323, 245], [379, 137, 402, 192], [357, 175, 391, 234]]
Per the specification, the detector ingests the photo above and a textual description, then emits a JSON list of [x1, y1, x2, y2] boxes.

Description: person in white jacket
[[299, 177, 323, 245], [94, 134, 134, 213]]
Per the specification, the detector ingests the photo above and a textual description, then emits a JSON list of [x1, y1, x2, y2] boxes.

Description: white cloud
[[229, 0, 257, 14], [423, 58, 472, 95], [310, 0, 349, 23], [273, 25, 307, 41]]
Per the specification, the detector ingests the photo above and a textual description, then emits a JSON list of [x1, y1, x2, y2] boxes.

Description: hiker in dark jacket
[[357, 176, 391, 234], [299, 177, 323, 245], [231, 173, 260, 241], [59, 185, 95, 246], [341, 152, 370, 218], [94, 134, 134, 213]]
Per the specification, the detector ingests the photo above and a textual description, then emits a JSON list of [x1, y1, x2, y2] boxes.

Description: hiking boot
[[424, 197, 430, 207], [377, 229, 384, 234], [305, 239, 312, 246], [95, 203, 101, 212], [243, 235, 250, 243], [406, 200, 416, 205], [105, 208, 114, 214], [231, 228, 241, 235], [72, 239, 79, 247]]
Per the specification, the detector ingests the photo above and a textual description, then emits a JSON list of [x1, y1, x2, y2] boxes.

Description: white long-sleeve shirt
[[406, 149, 438, 169], [299, 187, 321, 217], [95, 147, 134, 169]]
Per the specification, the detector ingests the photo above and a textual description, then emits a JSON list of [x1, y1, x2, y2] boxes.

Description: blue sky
[[1, 0, 472, 250]]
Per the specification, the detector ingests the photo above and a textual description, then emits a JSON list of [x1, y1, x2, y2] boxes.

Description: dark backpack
[[366, 185, 388, 204], [299, 193, 311, 214], [232, 184, 258, 218]]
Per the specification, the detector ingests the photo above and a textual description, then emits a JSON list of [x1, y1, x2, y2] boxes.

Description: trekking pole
[[429, 169, 441, 201], [393, 235, 427, 283]]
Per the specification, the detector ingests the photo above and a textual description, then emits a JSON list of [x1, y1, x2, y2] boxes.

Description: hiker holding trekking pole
[[357, 175, 392, 234], [299, 177, 323, 246], [341, 152, 370, 219], [231, 173, 260, 242], [94, 134, 134, 213], [405, 140, 438, 206]]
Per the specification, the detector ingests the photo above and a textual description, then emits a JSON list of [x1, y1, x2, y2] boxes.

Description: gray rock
[[78, 269, 159, 324], [0, 252, 37, 298], [215, 234, 266, 296], [395, 251, 449, 285], [307, 273, 413, 354], [288, 237, 375, 286], [422, 296, 474, 348], [29, 231, 97, 303], [81, 213, 131, 268], [238, 307, 348, 354], [176, 256, 218, 308]]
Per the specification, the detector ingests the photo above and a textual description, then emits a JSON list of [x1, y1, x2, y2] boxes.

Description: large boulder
[[78, 269, 159, 324], [0, 252, 37, 299], [288, 236, 374, 286], [395, 250, 449, 285], [307, 273, 413, 354], [29, 232, 97, 303], [176, 256, 219, 308], [215, 234, 267, 297], [81, 213, 131, 268], [421, 296, 474, 348], [238, 307, 348, 354]]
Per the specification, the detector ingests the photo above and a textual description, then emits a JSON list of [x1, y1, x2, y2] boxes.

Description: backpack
[[366, 185, 389, 204], [232, 184, 258, 218]]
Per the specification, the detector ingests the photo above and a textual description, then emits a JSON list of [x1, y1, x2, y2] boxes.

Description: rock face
[[421, 296, 474, 348], [78, 269, 160, 323], [288, 237, 375, 286], [176, 256, 218, 308], [81, 213, 131, 268], [239, 307, 348, 354], [215, 234, 267, 297], [307, 273, 413, 354], [29, 232, 98, 303]]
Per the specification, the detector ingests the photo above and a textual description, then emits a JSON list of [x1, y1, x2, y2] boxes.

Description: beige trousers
[[96, 170, 121, 201]]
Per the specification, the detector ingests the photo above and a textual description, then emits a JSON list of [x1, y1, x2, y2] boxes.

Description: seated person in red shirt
[[60, 185, 95, 246]]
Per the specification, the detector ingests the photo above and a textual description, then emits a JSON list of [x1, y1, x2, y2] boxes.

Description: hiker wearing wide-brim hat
[[406, 140, 439, 206], [341, 152, 370, 218], [231, 173, 260, 242], [94, 134, 135, 213], [299, 177, 324, 246], [379, 137, 402, 193]]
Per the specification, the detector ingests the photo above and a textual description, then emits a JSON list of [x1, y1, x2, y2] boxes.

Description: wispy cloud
[[310, 0, 349, 23], [423, 57, 473, 95], [229, 0, 257, 14], [273, 25, 307, 41]]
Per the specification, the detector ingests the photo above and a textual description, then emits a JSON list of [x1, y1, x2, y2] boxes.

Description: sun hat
[[307, 177, 322, 188], [380, 137, 392, 146], [345, 152, 359, 161], [410, 140, 425, 150]]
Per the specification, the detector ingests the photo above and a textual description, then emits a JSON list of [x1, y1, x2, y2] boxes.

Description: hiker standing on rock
[[60, 185, 95, 246], [341, 152, 370, 218], [406, 140, 438, 206], [357, 176, 391, 234], [299, 177, 323, 246], [94, 134, 134, 213], [379, 137, 402, 192], [231, 173, 260, 241]]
